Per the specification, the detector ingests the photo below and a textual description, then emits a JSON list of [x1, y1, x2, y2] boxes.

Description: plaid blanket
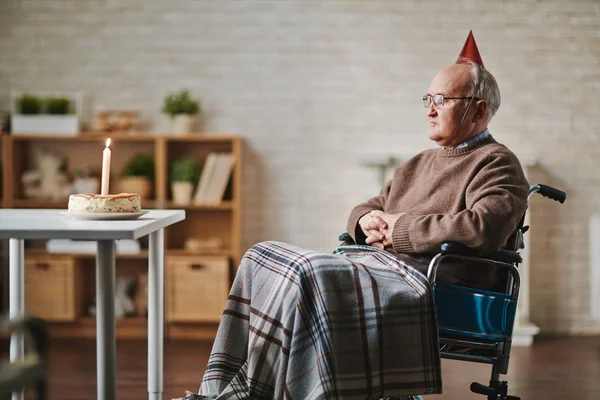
[[197, 241, 442, 399]]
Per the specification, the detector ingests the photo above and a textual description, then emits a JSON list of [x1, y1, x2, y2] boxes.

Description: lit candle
[[101, 138, 111, 195]]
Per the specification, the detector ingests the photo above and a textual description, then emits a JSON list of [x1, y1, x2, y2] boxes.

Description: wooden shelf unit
[[25, 248, 151, 259], [1, 132, 243, 339]]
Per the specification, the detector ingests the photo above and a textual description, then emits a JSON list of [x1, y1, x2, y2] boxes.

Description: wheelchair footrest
[[470, 381, 520, 400], [471, 382, 496, 396]]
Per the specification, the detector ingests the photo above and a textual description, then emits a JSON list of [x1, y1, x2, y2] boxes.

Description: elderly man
[[351, 57, 528, 291], [176, 32, 528, 400]]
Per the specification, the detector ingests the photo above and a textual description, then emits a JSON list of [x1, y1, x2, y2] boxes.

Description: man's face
[[426, 64, 474, 148]]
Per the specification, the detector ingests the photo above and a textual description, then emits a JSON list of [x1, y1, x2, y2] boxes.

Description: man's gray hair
[[461, 60, 501, 121]]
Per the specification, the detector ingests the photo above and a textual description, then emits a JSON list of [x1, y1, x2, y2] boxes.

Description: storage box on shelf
[[24, 254, 83, 321], [166, 255, 230, 322], [1, 132, 243, 339]]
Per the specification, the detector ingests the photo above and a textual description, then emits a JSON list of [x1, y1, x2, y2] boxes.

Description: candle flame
[[106, 138, 111, 148]]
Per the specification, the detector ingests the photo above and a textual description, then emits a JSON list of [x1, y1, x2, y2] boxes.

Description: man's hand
[[366, 210, 405, 248], [358, 212, 388, 249]]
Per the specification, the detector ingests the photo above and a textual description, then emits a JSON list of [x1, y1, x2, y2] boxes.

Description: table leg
[[96, 240, 116, 400], [148, 229, 164, 400], [9, 238, 24, 400]]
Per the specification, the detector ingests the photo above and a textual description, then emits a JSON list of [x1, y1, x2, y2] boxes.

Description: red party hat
[[456, 30, 484, 68]]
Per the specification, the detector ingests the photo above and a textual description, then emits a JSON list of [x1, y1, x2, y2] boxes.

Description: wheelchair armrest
[[486, 250, 522, 264], [441, 241, 480, 257], [338, 237, 522, 264], [338, 232, 356, 245], [441, 242, 522, 264]]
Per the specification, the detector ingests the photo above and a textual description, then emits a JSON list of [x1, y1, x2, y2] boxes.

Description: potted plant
[[72, 165, 100, 194], [170, 157, 200, 205], [17, 94, 42, 115], [119, 155, 155, 199], [162, 89, 201, 134], [45, 96, 72, 115], [11, 91, 81, 136]]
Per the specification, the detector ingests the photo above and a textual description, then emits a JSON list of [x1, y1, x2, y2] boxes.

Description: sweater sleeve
[[346, 179, 393, 244], [391, 151, 529, 254]]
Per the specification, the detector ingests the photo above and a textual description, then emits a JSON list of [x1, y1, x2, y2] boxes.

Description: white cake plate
[[60, 210, 149, 221]]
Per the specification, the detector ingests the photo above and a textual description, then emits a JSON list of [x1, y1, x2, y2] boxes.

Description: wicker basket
[[166, 255, 229, 322], [25, 255, 83, 321]]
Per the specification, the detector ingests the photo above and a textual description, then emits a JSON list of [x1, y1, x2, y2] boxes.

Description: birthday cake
[[68, 193, 142, 213]]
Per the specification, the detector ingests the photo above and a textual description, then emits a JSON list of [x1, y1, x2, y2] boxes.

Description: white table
[[0, 209, 186, 400]]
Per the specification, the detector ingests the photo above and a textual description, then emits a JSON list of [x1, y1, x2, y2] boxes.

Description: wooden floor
[[2, 336, 599, 399]]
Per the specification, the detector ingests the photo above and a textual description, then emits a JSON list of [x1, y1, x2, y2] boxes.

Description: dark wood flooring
[[3, 336, 599, 399]]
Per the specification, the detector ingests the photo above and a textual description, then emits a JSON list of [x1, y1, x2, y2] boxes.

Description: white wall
[[1, 0, 599, 335]]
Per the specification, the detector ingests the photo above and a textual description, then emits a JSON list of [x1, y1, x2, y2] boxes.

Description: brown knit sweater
[[347, 135, 529, 255]]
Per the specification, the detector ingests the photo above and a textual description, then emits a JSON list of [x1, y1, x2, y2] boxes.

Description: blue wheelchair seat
[[434, 282, 517, 341]]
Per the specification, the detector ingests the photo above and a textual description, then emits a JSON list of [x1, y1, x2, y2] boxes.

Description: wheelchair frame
[[427, 184, 566, 400], [0, 317, 48, 400], [338, 184, 566, 399], [428, 252, 521, 399]]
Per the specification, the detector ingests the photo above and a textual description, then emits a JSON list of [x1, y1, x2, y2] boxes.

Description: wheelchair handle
[[470, 382, 496, 396], [529, 184, 566, 203]]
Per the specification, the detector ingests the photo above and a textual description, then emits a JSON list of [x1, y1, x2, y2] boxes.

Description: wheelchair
[[339, 184, 566, 400], [0, 317, 48, 400]]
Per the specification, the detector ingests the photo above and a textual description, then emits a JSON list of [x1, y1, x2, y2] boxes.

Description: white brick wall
[[1, 0, 599, 335]]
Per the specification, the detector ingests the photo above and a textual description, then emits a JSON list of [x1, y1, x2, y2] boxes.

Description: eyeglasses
[[422, 94, 478, 108]]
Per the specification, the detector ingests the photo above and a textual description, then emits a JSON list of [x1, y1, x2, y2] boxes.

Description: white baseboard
[[512, 323, 540, 347]]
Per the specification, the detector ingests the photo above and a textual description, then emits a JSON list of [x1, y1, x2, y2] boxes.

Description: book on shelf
[[193, 152, 235, 205], [207, 153, 235, 204], [193, 153, 217, 204]]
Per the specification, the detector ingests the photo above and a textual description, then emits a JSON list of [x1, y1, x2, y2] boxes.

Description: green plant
[[122, 155, 155, 181], [73, 165, 92, 178], [170, 157, 200, 183], [45, 97, 73, 115], [162, 89, 201, 117], [16, 94, 42, 115]]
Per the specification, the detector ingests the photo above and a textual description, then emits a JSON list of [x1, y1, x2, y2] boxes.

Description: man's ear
[[473, 100, 488, 122]]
